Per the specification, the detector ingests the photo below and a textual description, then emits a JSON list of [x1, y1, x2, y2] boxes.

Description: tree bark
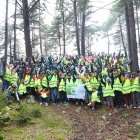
[[4, 0, 9, 64], [73, 0, 80, 56], [39, 0, 42, 55], [13, 0, 17, 61], [128, 1, 138, 72], [125, 3, 132, 60], [22, 0, 32, 59], [81, 11, 86, 57]]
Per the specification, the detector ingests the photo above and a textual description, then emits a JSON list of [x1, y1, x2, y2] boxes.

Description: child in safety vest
[[18, 79, 27, 96], [35, 74, 50, 106], [131, 72, 140, 109], [102, 77, 115, 110], [85, 86, 100, 112], [59, 73, 67, 104], [122, 74, 132, 109], [6, 84, 19, 101]]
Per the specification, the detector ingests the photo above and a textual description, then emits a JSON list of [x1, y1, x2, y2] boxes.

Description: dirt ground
[[52, 104, 140, 140]]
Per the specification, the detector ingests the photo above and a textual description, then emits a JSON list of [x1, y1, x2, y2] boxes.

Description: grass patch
[[1, 103, 72, 140]]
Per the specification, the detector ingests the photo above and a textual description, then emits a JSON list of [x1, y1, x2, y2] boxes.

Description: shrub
[[0, 91, 8, 111], [16, 103, 31, 126], [31, 108, 42, 118]]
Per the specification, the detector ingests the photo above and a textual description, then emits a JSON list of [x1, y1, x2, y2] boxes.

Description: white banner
[[66, 84, 86, 100]]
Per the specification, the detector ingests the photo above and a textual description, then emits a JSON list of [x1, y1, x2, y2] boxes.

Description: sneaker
[[129, 104, 133, 109], [46, 103, 48, 107], [39, 103, 43, 106], [92, 108, 95, 112], [88, 102, 92, 106], [63, 102, 68, 106], [133, 106, 137, 109], [127, 106, 130, 109], [76, 102, 78, 106], [138, 106, 140, 109]]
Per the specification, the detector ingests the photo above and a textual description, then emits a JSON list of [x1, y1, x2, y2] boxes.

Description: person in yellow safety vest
[[49, 70, 59, 104], [131, 72, 140, 109], [59, 73, 67, 104], [122, 74, 132, 109], [18, 79, 27, 96], [90, 72, 100, 90], [0, 78, 2, 85], [2, 64, 11, 91], [85, 86, 100, 112], [112, 70, 123, 108], [11, 68, 19, 86], [102, 77, 115, 110]]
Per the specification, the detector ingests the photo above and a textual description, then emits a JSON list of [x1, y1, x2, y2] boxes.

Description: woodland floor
[[0, 102, 140, 140]]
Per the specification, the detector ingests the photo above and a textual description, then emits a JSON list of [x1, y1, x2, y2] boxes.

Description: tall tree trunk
[[57, 25, 61, 56], [135, 1, 140, 49], [61, 8, 66, 56], [128, 1, 138, 72], [39, 0, 42, 55], [73, 0, 80, 56], [4, 0, 9, 64], [81, 11, 86, 57], [13, 0, 17, 61], [119, 16, 127, 57], [9, 35, 12, 63], [107, 32, 110, 55], [22, 0, 32, 59], [125, 3, 132, 60]]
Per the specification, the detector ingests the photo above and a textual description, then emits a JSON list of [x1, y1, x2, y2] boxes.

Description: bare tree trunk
[[39, 0, 42, 55], [125, 3, 132, 60], [119, 16, 127, 57], [73, 0, 80, 56], [62, 9, 66, 56], [13, 0, 17, 61], [128, 1, 138, 72], [4, 0, 9, 64], [135, 1, 140, 49], [81, 11, 86, 57], [107, 32, 110, 55], [22, 0, 32, 59], [9, 35, 12, 63], [57, 25, 61, 56]]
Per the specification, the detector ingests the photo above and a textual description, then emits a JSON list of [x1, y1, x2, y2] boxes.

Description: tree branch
[[29, 0, 40, 13]]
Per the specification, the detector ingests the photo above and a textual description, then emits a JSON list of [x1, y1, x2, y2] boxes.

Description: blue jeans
[[50, 88, 57, 103], [39, 95, 49, 103], [2, 80, 10, 91]]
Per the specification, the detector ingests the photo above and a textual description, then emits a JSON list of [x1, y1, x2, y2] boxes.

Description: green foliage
[[30, 107, 42, 118], [122, 111, 129, 118], [0, 135, 4, 140], [0, 91, 8, 112], [15, 103, 31, 126]]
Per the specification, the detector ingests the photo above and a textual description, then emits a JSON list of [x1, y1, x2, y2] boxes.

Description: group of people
[[0, 52, 140, 112]]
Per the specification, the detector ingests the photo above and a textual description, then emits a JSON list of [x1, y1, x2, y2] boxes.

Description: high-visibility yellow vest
[[122, 79, 131, 94], [90, 77, 100, 89], [11, 72, 18, 85], [18, 84, 26, 95], [35, 79, 43, 91], [42, 76, 48, 88], [103, 83, 114, 97], [91, 91, 100, 102], [102, 68, 108, 76], [113, 78, 122, 92], [24, 75, 30, 87], [3, 68, 11, 82], [131, 77, 140, 92], [29, 78, 35, 87], [0, 79, 2, 85], [59, 79, 66, 92], [49, 75, 58, 88], [66, 78, 73, 86], [74, 79, 82, 86]]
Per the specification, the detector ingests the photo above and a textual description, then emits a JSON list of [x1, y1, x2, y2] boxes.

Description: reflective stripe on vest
[[59, 79, 66, 92], [113, 78, 122, 91], [11, 73, 18, 85], [49, 75, 58, 88], [4, 68, 11, 81], [103, 84, 114, 97], [131, 77, 140, 92], [18, 84, 26, 95], [90, 77, 100, 89], [42, 77, 48, 88], [123, 79, 131, 94]]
